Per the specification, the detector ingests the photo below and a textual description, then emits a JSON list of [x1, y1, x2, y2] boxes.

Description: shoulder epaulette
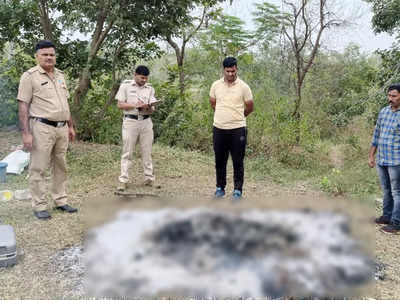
[[26, 66, 39, 74], [122, 80, 133, 84]]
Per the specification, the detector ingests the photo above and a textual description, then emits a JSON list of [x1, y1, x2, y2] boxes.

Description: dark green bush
[[0, 48, 35, 127]]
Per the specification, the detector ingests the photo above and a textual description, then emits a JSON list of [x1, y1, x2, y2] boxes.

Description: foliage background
[[1, 0, 398, 200]]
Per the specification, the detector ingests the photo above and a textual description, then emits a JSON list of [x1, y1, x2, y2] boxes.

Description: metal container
[[0, 225, 17, 267], [0, 162, 7, 183]]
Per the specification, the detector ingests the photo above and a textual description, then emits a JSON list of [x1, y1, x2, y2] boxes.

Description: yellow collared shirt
[[210, 77, 253, 129], [17, 65, 70, 121]]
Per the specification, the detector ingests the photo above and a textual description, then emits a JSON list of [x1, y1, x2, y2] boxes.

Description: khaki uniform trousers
[[119, 117, 154, 183], [29, 119, 69, 211]]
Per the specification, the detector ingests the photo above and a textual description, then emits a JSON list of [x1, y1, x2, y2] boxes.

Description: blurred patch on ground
[[0, 129, 397, 300]]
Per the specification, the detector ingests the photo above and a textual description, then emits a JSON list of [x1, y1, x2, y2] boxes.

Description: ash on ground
[[375, 260, 386, 281], [84, 209, 374, 299], [50, 245, 84, 297]]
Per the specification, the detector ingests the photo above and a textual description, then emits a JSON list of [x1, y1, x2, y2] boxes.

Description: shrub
[[0, 48, 35, 128]]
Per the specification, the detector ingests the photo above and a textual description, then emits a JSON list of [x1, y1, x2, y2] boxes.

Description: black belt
[[124, 114, 150, 120], [33, 117, 67, 127]]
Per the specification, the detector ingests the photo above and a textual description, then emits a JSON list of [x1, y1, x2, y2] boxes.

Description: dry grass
[[375, 202, 400, 300], [0, 129, 398, 300]]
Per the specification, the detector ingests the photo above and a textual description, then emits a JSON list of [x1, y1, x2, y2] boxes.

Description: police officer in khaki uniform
[[17, 40, 78, 220], [116, 65, 158, 191]]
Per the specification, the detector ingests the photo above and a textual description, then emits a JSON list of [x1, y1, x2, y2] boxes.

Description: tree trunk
[[74, 66, 91, 107], [98, 82, 120, 119], [166, 35, 186, 98], [293, 82, 302, 144], [280, 0, 337, 145], [37, 0, 54, 41], [292, 50, 304, 144], [165, 7, 208, 99], [98, 42, 125, 119], [72, 65, 91, 127], [177, 55, 185, 98], [72, 7, 114, 126]]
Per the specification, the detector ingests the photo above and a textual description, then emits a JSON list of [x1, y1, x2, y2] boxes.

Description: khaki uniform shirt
[[116, 80, 157, 115], [210, 77, 253, 130], [17, 66, 70, 121]]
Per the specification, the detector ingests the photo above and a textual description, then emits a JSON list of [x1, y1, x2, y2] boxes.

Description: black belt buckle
[[125, 114, 149, 120], [35, 117, 66, 128]]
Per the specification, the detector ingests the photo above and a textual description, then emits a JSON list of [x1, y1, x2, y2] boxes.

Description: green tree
[[0, 1, 42, 51], [365, 0, 400, 34], [254, 0, 348, 143], [364, 0, 400, 91], [0, 0, 225, 137], [199, 14, 254, 62], [164, 1, 224, 98], [55, 0, 204, 124], [252, 2, 282, 47], [304, 45, 379, 129], [0, 45, 35, 127]]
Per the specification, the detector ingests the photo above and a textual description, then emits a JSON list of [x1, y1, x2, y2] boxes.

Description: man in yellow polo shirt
[[209, 57, 254, 200]]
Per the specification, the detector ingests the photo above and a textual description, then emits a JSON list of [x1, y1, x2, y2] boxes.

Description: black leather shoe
[[55, 205, 78, 213], [34, 210, 51, 220]]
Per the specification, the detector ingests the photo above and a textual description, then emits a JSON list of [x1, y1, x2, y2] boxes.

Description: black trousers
[[213, 126, 247, 192]]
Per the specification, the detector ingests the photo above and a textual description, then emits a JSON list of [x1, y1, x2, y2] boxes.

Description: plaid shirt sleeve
[[371, 111, 381, 147], [373, 106, 400, 166]]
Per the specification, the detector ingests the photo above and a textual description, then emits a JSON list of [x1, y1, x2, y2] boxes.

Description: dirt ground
[[0, 129, 398, 300]]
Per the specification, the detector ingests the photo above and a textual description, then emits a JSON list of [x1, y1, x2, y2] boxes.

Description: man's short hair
[[223, 57, 237, 68], [388, 83, 400, 93], [35, 40, 55, 52], [135, 65, 150, 76]]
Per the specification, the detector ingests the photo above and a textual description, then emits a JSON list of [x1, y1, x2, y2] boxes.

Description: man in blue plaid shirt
[[369, 83, 400, 234]]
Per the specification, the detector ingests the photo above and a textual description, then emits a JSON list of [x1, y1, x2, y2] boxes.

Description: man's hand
[[137, 100, 153, 115], [244, 99, 254, 117], [368, 146, 377, 168], [140, 106, 154, 115], [117, 100, 151, 111], [69, 126, 76, 142], [22, 132, 33, 152], [368, 156, 376, 168], [209, 97, 216, 111], [137, 100, 149, 109]]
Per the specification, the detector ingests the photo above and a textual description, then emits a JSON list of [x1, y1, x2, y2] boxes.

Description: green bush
[[157, 95, 213, 151], [73, 75, 122, 144], [0, 47, 35, 127], [151, 78, 181, 141]]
